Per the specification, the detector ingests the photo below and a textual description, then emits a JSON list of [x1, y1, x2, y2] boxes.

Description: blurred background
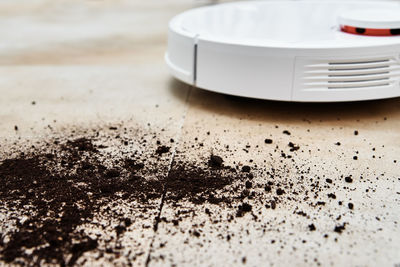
[[1, 0, 399, 67]]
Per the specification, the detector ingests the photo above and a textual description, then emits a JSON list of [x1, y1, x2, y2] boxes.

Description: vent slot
[[328, 83, 390, 90], [328, 59, 390, 65], [328, 71, 389, 77], [303, 57, 400, 90], [328, 65, 389, 71]]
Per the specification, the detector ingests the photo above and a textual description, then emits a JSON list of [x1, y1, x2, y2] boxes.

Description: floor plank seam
[[145, 85, 193, 266]]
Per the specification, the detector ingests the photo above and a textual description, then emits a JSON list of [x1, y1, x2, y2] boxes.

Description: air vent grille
[[303, 57, 400, 90]]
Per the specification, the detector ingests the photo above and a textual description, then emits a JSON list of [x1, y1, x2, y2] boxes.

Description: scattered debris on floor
[[0, 124, 398, 266]]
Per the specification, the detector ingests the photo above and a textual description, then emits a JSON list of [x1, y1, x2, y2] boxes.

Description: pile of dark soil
[[0, 137, 164, 265], [0, 125, 375, 266], [0, 133, 247, 266]]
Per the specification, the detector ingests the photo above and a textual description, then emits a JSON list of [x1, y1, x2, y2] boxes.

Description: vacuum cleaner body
[[166, 1, 400, 102]]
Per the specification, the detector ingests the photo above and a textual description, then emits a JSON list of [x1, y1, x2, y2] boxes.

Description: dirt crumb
[[264, 139, 273, 144], [156, 145, 170, 155], [236, 203, 252, 217], [345, 176, 353, 183], [334, 223, 347, 234], [241, 165, 251, 173], [209, 155, 224, 168]]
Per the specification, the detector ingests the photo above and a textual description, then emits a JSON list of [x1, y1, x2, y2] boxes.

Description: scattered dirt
[[0, 136, 165, 266], [236, 203, 252, 217], [165, 163, 243, 205], [0, 123, 396, 266], [0, 128, 249, 265], [328, 193, 337, 199], [288, 142, 300, 152]]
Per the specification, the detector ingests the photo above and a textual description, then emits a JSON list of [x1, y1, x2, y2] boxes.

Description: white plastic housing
[[338, 9, 400, 29], [166, 0, 400, 102]]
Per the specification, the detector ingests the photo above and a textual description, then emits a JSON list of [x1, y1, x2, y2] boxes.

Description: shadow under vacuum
[[168, 78, 400, 124]]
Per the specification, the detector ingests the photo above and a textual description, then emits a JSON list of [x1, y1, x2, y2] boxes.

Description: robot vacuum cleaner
[[165, 0, 400, 102]]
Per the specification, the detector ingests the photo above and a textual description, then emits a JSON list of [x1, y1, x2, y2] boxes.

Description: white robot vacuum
[[166, 0, 400, 102]]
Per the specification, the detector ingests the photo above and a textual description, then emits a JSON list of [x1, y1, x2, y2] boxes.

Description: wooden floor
[[0, 1, 399, 266]]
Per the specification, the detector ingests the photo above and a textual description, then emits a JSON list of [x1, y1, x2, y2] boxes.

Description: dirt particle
[[308, 224, 316, 231], [209, 155, 223, 168], [328, 193, 336, 199], [241, 165, 251, 173], [276, 188, 285, 195], [245, 181, 252, 189], [192, 230, 201, 238], [334, 223, 346, 234], [156, 145, 170, 155], [236, 203, 252, 217], [288, 142, 300, 152], [345, 176, 353, 183]]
